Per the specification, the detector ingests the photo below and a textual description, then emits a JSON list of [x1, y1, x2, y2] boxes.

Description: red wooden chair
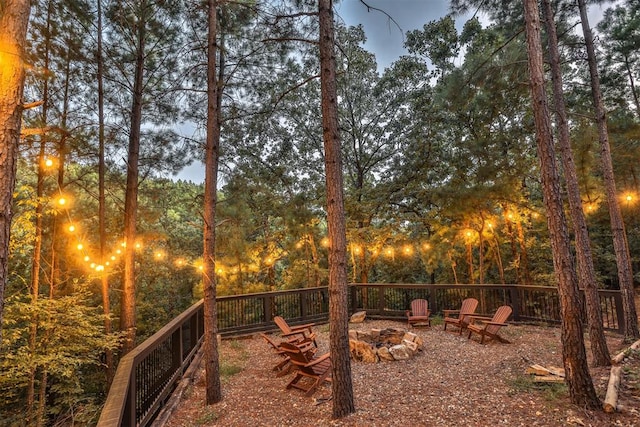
[[279, 341, 332, 397], [260, 333, 316, 377], [406, 299, 431, 327], [443, 298, 479, 335], [273, 316, 317, 347], [467, 305, 512, 344]]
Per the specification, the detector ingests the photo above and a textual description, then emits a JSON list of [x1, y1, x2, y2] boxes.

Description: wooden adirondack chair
[[279, 341, 332, 397], [273, 316, 317, 346], [260, 333, 294, 376], [443, 298, 479, 335], [260, 333, 316, 377], [406, 299, 431, 327], [467, 305, 512, 344]]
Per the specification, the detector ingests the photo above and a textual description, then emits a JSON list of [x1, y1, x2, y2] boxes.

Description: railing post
[[300, 290, 308, 320], [428, 285, 437, 314], [126, 366, 136, 427], [613, 291, 625, 334], [509, 286, 520, 322], [349, 284, 357, 314], [172, 329, 183, 374], [189, 314, 198, 355], [264, 294, 273, 323], [378, 285, 386, 316]]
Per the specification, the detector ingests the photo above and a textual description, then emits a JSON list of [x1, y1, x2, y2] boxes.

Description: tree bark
[[97, 0, 114, 385], [0, 0, 32, 343], [203, 0, 222, 405], [522, 0, 600, 408], [120, 0, 148, 355], [541, 0, 610, 366], [577, 0, 640, 342], [318, 0, 355, 418]]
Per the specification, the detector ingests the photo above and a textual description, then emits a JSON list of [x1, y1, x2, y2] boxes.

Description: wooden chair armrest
[[307, 352, 331, 367], [295, 340, 316, 353], [288, 322, 315, 331], [282, 330, 310, 338], [468, 315, 493, 322], [485, 321, 509, 327]]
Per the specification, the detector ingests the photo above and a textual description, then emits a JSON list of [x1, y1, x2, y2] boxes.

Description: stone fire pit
[[348, 328, 423, 363]]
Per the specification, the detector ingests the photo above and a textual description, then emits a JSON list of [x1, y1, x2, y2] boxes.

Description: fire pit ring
[[348, 327, 423, 363]]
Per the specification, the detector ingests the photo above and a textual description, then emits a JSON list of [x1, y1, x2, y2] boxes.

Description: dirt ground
[[163, 309, 640, 427]]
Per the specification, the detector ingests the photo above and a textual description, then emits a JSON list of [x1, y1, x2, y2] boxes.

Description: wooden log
[[526, 364, 551, 376], [611, 339, 640, 365], [532, 375, 565, 383], [547, 366, 565, 377], [603, 365, 622, 413]]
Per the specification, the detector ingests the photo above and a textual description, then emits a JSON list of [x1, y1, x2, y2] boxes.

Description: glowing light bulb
[[84, 255, 90, 262], [68, 224, 76, 232], [77, 243, 83, 250]]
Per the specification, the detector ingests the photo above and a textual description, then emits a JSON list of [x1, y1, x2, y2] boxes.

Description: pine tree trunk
[[522, 0, 600, 408], [479, 224, 484, 284], [120, 0, 147, 355], [318, 0, 355, 418], [577, 0, 640, 342], [505, 218, 522, 284], [96, 0, 114, 385], [516, 221, 532, 285], [0, 0, 32, 342], [203, 0, 222, 405], [49, 46, 71, 295], [541, 0, 610, 366], [30, 0, 54, 301]]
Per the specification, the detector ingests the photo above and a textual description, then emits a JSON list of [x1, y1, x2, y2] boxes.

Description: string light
[[57, 190, 640, 276]]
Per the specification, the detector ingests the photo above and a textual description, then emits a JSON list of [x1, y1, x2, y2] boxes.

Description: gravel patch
[[164, 319, 640, 427]]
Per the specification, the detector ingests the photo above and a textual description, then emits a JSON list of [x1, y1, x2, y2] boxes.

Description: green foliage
[[508, 375, 567, 401], [195, 407, 219, 425], [0, 285, 122, 425]]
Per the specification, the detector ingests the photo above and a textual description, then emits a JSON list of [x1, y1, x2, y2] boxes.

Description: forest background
[[1, 0, 640, 425]]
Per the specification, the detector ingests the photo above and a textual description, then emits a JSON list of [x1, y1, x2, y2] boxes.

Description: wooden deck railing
[[97, 283, 624, 426]]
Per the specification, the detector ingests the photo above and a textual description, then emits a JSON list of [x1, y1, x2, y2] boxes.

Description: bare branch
[[358, 0, 403, 34], [23, 101, 44, 110], [262, 37, 319, 46], [274, 11, 318, 21], [272, 74, 321, 109]]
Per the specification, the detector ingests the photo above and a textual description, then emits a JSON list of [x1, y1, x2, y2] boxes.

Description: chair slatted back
[[486, 305, 512, 335], [280, 342, 314, 368], [274, 316, 292, 334], [459, 298, 479, 322], [410, 299, 429, 316]]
